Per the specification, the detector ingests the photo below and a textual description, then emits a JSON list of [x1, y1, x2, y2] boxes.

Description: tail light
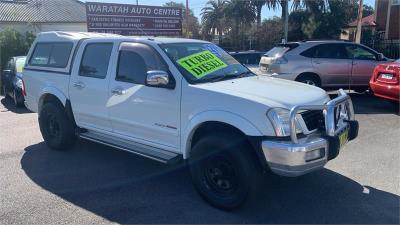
[[22, 79, 26, 97]]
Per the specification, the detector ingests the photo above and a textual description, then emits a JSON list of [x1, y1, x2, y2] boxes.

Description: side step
[[79, 132, 182, 164]]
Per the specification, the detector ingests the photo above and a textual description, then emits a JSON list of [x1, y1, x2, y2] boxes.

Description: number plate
[[381, 73, 393, 79], [339, 129, 349, 148]]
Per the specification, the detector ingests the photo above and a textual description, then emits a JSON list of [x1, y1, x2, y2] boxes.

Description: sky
[[83, 0, 376, 20]]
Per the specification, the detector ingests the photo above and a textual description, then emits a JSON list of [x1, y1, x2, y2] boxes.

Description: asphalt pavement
[[0, 93, 399, 224]]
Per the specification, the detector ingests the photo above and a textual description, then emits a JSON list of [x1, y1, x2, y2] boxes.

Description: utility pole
[[283, 0, 289, 43], [186, 0, 189, 38], [136, 0, 138, 5], [355, 0, 363, 43]]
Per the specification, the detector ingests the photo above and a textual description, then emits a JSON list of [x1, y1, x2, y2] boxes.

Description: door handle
[[73, 82, 85, 89], [111, 88, 127, 95], [314, 61, 321, 64]]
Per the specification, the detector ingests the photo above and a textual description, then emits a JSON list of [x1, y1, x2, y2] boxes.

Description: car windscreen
[[264, 43, 299, 58], [159, 43, 253, 84], [15, 57, 26, 73], [264, 47, 290, 58]]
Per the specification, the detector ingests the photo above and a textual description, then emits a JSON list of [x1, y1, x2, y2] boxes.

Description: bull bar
[[262, 89, 359, 177]]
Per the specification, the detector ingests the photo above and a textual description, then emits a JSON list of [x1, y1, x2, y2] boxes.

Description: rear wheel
[[296, 74, 321, 87], [13, 89, 23, 107], [2, 85, 10, 99], [188, 133, 259, 209], [39, 102, 76, 150]]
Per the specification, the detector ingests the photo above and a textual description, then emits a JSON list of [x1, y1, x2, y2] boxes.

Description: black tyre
[[296, 75, 321, 87], [189, 133, 259, 209], [13, 89, 24, 107], [39, 102, 76, 150], [2, 85, 10, 99]]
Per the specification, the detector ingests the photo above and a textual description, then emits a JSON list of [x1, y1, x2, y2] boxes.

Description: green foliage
[[288, 0, 375, 41], [163, 1, 201, 38], [0, 28, 35, 71]]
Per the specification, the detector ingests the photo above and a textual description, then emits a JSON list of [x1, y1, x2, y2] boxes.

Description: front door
[[69, 41, 115, 132], [311, 43, 352, 87], [344, 44, 381, 86], [107, 42, 181, 152]]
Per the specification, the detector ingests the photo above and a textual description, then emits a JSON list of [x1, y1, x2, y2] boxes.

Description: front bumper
[[261, 89, 359, 177]]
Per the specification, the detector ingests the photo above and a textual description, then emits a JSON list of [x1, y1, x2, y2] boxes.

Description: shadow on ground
[[329, 92, 399, 115], [1, 97, 32, 114], [21, 141, 399, 224]]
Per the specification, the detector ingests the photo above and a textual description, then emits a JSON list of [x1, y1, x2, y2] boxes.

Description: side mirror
[[145, 70, 175, 89], [377, 53, 384, 61]]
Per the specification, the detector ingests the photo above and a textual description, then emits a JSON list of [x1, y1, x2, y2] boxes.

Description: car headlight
[[267, 108, 302, 137], [15, 78, 23, 89]]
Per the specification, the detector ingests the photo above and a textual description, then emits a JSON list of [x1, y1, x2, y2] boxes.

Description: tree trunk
[[355, 0, 363, 43], [281, 0, 289, 43], [256, 5, 262, 27]]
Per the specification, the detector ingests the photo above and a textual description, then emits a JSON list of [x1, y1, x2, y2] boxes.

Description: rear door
[[69, 40, 115, 132], [310, 43, 352, 87], [344, 44, 381, 86]]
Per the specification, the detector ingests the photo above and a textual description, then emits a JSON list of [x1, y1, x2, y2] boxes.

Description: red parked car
[[369, 59, 400, 103]]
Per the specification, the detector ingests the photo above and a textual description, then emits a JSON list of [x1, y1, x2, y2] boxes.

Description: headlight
[[15, 78, 23, 89], [267, 108, 302, 137]]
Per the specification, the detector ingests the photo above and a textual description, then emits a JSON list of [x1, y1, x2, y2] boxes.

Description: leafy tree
[[0, 28, 35, 72], [163, 1, 200, 38]]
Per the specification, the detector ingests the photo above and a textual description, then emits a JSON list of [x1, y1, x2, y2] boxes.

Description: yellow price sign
[[177, 50, 228, 79]]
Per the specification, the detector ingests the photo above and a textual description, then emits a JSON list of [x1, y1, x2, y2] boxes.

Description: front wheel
[[188, 134, 259, 209], [39, 102, 76, 150]]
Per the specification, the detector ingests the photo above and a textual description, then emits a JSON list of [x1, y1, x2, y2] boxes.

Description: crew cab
[[23, 32, 359, 209]]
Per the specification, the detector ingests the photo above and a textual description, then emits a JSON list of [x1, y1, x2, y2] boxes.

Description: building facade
[[0, 0, 87, 34], [375, 0, 400, 40]]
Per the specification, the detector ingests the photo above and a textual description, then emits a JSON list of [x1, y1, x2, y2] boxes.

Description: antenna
[[133, 25, 150, 39]]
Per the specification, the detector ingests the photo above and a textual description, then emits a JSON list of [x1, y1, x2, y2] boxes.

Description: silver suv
[[259, 40, 389, 89]]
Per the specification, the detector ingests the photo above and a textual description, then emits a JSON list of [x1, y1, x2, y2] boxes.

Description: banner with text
[[86, 2, 182, 36]]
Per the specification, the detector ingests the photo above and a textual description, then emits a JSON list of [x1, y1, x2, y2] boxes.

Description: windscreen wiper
[[209, 70, 254, 83]]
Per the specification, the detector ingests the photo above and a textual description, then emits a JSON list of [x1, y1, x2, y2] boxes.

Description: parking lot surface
[[0, 93, 399, 224]]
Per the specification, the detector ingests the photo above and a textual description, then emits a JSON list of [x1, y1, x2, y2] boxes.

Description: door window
[[29, 43, 73, 68], [116, 43, 167, 84], [345, 45, 377, 60], [312, 44, 348, 59], [79, 43, 113, 79]]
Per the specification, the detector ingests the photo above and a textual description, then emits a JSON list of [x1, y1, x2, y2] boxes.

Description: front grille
[[300, 110, 325, 131]]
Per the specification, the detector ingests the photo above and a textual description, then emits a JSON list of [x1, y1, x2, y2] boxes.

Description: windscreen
[[265, 47, 289, 58], [264, 43, 299, 58], [159, 43, 253, 84], [15, 57, 26, 73]]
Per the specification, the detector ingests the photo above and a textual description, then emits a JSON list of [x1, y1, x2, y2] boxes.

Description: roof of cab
[[36, 31, 209, 44]]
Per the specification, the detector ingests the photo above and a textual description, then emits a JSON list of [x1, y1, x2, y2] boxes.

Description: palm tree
[[225, 0, 256, 49], [201, 0, 227, 44], [251, 0, 266, 27]]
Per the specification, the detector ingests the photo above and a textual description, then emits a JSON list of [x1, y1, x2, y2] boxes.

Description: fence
[[364, 39, 400, 59]]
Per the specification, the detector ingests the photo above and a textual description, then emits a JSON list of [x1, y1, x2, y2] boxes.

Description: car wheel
[[188, 133, 259, 209], [296, 75, 321, 87], [13, 89, 23, 107], [39, 102, 77, 150], [2, 85, 10, 99]]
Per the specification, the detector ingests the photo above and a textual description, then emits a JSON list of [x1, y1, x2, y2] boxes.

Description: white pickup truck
[[23, 32, 359, 209]]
